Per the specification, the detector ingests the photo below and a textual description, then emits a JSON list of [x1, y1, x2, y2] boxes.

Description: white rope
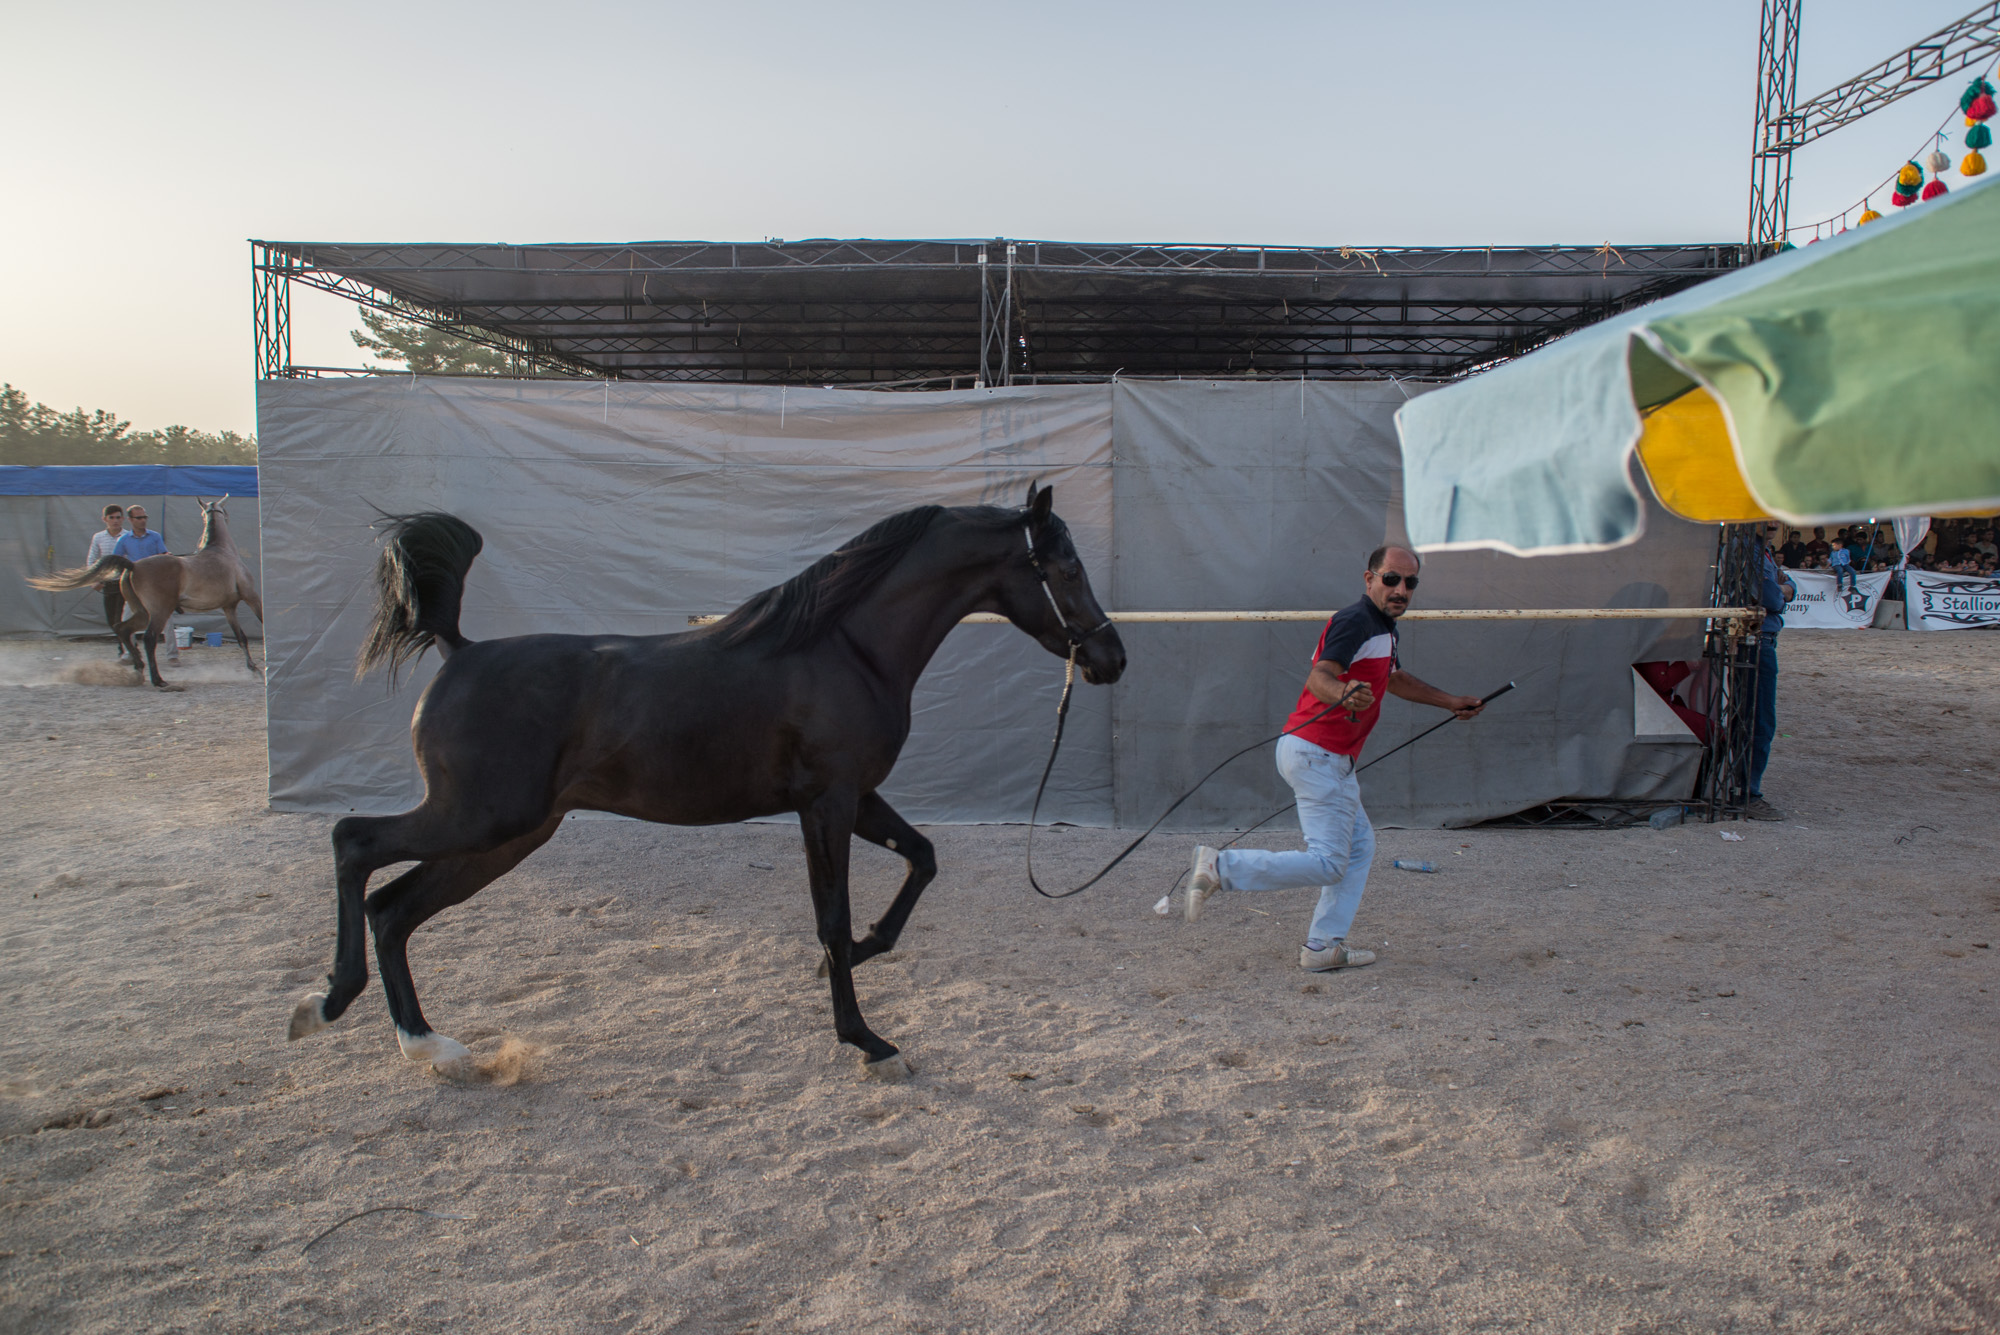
[[689, 607, 1759, 626]]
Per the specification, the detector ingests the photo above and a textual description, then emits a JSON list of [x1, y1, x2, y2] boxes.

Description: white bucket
[[173, 626, 192, 649]]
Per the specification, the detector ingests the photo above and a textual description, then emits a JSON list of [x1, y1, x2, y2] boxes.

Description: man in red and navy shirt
[[1180, 544, 1485, 972]]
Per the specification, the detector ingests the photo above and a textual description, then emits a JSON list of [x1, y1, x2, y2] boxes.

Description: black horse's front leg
[[849, 791, 936, 967], [798, 788, 905, 1074]]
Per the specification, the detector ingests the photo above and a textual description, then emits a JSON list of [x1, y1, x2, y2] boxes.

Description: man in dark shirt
[[1746, 524, 1795, 821], [1804, 527, 1830, 563], [1179, 545, 1485, 972], [1778, 530, 1806, 568]]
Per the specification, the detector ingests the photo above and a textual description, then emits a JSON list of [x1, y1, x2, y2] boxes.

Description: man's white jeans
[[1215, 733, 1375, 945]]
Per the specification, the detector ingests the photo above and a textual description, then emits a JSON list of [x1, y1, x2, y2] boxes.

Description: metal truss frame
[[1694, 525, 1765, 823], [251, 238, 1745, 386], [1748, 0, 1804, 253], [1749, 1, 2000, 250], [251, 242, 607, 382]]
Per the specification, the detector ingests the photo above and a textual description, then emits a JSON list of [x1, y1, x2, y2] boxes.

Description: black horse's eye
[[1058, 561, 1082, 580]]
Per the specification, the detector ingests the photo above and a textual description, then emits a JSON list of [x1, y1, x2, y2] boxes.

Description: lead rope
[[1025, 654, 1363, 900], [1026, 675, 1516, 902]]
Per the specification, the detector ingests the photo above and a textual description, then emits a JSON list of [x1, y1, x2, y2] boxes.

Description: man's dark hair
[[1367, 543, 1420, 573], [101, 504, 122, 517]]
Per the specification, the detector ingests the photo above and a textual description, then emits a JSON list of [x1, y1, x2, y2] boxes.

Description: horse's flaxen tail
[[27, 555, 133, 592], [356, 512, 484, 684]]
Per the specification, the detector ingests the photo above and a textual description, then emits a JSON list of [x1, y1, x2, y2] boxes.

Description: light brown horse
[[30, 496, 263, 689]]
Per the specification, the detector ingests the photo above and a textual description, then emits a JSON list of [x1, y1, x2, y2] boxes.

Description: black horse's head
[[1000, 484, 1126, 686]]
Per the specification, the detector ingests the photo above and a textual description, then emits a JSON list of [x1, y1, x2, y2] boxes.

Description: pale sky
[[3, 0, 1986, 437]]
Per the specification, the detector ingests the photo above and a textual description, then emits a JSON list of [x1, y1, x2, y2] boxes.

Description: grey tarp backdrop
[[256, 378, 1115, 820], [257, 377, 1709, 826], [2, 489, 263, 641]]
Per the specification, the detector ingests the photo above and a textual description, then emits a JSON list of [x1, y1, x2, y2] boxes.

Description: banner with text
[[1907, 570, 2000, 632], [1781, 568, 1891, 629]]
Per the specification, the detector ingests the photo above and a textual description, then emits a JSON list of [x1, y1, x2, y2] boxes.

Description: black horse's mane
[[709, 503, 1029, 655]]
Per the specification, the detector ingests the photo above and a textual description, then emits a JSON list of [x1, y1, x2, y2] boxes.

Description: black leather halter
[[1023, 519, 1113, 647]]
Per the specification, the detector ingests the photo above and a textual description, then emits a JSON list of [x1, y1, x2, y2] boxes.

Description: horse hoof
[[154, 683, 185, 693], [861, 1052, 914, 1083], [287, 993, 331, 1040], [397, 1029, 473, 1075]]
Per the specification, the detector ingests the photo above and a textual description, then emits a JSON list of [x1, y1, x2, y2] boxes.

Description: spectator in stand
[[1829, 537, 1857, 593], [1934, 521, 1965, 564], [1975, 528, 1999, 562], [1805, 527, 1831, 563], [1779, 530, 1806, 567]]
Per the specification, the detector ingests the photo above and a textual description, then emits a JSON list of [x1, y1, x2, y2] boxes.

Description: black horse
[[287, 486, 1125, 1077]]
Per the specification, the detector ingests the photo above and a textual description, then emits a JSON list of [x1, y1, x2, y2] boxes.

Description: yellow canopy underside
[[1634, 388, 1770, 523], [1635, 388, 1988, 525]]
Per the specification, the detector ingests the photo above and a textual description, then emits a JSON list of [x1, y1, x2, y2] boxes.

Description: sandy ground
[[1, 629, 1997, 1334]]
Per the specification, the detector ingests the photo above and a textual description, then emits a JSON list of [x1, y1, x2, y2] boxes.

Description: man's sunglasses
[[1377, 572, 1419, 590]]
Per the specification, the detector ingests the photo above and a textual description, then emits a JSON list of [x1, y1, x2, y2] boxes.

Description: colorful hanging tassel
[[1968, 122, 1993, 150], [1928, 148, 1952, 176], [1969, 92, 1998, 122], [1892, 161, 1923, 206], [1964, 77, 1996, 110], [1965, 150, 1989, 177], [1857, 206, 1882, 224], [1922, 179, 1949, 200]]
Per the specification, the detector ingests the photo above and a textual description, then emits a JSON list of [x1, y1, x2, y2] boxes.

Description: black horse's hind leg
[[366, 814, 564, 1066], [798, 789, 901, 1067], [290, 802, 552, 1062], [846, 791, 936, 969]]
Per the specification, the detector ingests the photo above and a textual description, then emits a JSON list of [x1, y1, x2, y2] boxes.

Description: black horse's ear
[[1029, 484, 1053, 524], [1023, 480, 1039, 509]]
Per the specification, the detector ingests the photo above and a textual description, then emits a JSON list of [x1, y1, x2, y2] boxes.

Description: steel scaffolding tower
[[1749, 1, 2000, 250]]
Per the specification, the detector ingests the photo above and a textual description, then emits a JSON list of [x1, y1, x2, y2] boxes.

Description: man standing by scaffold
[[1179, 544, 1485, 972]]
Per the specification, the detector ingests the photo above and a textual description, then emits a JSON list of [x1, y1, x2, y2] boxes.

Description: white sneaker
[[1300, 940, 1376, 971], [1184, 846, 1221, 922]]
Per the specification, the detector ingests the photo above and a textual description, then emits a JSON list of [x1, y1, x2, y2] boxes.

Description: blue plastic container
[[205, 631, 224, 647]]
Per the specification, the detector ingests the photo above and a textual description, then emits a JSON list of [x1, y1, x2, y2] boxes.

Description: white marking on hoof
[[287, 993, 331, 1041], [862, 1052, 914, 1083], [397, 1028, 473, 1075]]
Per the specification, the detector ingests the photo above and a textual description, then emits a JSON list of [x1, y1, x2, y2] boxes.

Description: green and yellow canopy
[[1397, 174, 2000, 554]]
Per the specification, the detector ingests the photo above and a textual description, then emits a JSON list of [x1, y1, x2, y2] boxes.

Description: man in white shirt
[[84, 504, 128, 658]]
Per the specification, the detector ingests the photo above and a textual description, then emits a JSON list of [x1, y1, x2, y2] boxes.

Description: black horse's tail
[[27, 554, 133, 592], [356, 512, 485, 684]]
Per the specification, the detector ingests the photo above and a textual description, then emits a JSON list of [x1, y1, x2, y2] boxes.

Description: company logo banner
[[1907, 570, 2000, 632], [1781, 568, 1890, 629]]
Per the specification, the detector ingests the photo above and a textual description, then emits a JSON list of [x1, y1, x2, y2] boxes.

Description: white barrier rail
[[688, 607, 1761, 626]]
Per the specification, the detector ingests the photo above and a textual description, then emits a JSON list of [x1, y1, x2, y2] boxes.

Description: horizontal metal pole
[[686, 607, 1759, 626]]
